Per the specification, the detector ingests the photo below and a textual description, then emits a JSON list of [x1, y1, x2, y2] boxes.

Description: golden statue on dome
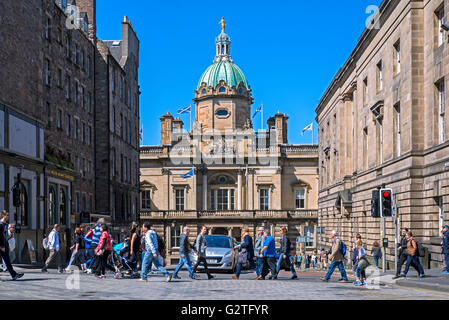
[[219, 17, 226, 32]]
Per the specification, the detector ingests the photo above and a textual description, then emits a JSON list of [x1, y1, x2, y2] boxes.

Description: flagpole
[[190, 104, 192, 133], [261, 103, 263, 131]]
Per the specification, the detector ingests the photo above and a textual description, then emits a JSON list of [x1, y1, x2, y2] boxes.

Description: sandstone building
[[140, 21, 319, 265], [316, 0, 449, 268]]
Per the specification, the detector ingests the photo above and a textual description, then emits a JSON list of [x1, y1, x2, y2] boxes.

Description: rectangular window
[[57, 109, 62, 129], [437, 7, 445, 47], [82, 158, 86, 177], [82, 87, 86, 108], [259, 188, 269, 210], [88, 92, 92, 112], [141, 191, 151, 209], [363, 127, 368, 169], [112, 68, 116, 93], [230, 189, 235, 210], [377, 118, 383, 164], [363, 77, 368, 106], [170, 225, 181, 248], [175, 189, 185, 211], [295, 189, 305, 209], [438, 197, 445, 233], [66, 76, 70, 100], [394, 104, 401, 157], [66, 114, 71, 137], [394, 41, 401, 75], [46, 102, 51, 127], [88, 56, 92, 77], [217, 189, 228, 210], [112, 148, 116, 177], [376, 61, 383, 92], [57, 68, 62, 87], [74, 81, 79, 104], [45, 59, 51, 86], [88, 126, 92, 145], [81, 122, 85, 143], [120, 76, 124, 99], [74, 118, 79, 140], [437, 80, 445, 144], [45, 17, 51, 41], [66, 35, 71, 58], [210, 190, 215, 210]]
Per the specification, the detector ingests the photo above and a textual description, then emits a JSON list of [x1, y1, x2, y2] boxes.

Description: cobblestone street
[[1, 267, 448, 300]]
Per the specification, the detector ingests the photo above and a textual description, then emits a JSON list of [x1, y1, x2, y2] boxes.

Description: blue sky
[[96, 0, 382, 146]]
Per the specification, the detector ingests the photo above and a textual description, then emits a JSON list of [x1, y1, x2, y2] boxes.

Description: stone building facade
[[0, 0, 139, 262], [140, 22, 319, 265], [316, 0, 449, 268], [95, 17, 140, 231]]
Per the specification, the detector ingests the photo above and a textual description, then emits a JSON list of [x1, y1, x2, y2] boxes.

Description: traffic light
[[371, 189, 380, 218], [380, 188, 393, 217], [81, 212, 90, 223]]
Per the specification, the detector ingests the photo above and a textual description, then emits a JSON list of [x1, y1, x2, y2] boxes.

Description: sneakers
[[41, 269, 48, 273], [166, 274, 172, 282], [208, 275, 214, 280], [354, 280, 362, 286], [97, 275, 105, 279], [419, 274, 425, 278], [138, 279, 148, 282], [12, 273, 24, 281], [255, 275, 263, 280], [337, 279, 350, 283], [442, 270, 449, 274], [86, 269, 92, 274], [320, 277, 329, 282], [231, 275, 239, 280], [291, 275, 298, 280], [58, 269, 64, 274], [173, 275, 181, 280]]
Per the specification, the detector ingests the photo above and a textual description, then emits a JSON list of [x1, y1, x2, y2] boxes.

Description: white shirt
[[8, 231, 15, 252]]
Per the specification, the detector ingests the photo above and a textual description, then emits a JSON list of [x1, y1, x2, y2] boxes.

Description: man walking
[[256, 229, 277, 280], [172, 226, 196, 280], [192, 226, 214, 280], [0, 211, 23, 280], [442, 225, 449, 274], [139, 223, 172, 282], [393, 228, 419, 279], [42, 224, 64, 273], [320, 230, 349, 283], [253, 227, 265, 278], [276, 227, 297, 279]]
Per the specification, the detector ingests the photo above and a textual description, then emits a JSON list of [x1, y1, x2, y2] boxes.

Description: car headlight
[[224, 250, 232, 257]]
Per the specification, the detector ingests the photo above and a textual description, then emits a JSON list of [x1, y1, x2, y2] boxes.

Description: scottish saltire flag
[[252, 105, 263, 118], [180, 169, 194, 179], [177, 105, 191, 114], [301, 123, 313, 136]]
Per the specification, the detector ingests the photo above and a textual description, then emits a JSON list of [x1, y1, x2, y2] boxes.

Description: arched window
[[202, 89, 206, 95], [218, 87, 226, 93]]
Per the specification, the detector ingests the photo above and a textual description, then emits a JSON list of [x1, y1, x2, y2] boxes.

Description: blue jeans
[[403, 254, 424, 276], [374, 255, 381, 267], [235, 259, 256, 277], [256, 257, 264, 276], [141, 251, 170, 280], [356, 266, 366, 280], [173, 254, 195, 278], [276, 255, 297, 276], [312, 260, 316, 269], [444, 253, 449, 272], [324, 261, 348, 281]]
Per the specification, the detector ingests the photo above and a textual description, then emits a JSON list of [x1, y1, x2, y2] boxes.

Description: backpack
[[43, 237, 49, 250], [415, 240, 425, 257], [340, 240, 347, 257], [157, 236, 165, 254]]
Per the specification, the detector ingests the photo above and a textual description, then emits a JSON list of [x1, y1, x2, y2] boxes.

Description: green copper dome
[[197, 60, 249, 90]]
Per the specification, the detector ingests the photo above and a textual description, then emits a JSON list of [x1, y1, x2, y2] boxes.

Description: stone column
[[202, 170, 208, 210], [237, 170, 242, 210]]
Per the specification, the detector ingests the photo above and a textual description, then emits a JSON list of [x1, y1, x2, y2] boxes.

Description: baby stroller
[[109, 242, 139, 279]]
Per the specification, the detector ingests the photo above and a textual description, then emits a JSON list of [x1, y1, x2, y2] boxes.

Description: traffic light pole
[[394, 199, 398, 276], [381, 216, 386, 273]]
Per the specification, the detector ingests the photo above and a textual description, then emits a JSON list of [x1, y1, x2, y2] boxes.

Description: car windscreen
[[205, 236, 231, 248]]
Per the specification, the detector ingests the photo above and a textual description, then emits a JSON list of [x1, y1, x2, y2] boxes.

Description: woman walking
[[94, 224, 113, 279], [354, 240, 369, 286], [129, 223, 142, 270], [371, 241, 382, 268], [400, 231, 425, 278], [232, 228, 254, 280]]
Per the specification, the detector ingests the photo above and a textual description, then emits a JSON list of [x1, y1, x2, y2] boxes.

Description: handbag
[[238, 248, 248, 264], [357, 257, 369, 270]]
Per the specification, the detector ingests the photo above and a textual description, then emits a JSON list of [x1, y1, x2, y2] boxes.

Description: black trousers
[[261, 257, 277, 278], [396, 251, 419, 276], [0, 249, 16, 278], [95, 251, 111, 276], [193, 255, 212, 276]]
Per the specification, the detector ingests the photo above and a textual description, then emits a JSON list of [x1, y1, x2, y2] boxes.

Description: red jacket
[[96, 231, 112, 252]]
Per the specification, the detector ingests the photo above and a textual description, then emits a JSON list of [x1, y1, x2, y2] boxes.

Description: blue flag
[[177, 105, 191, 114], [252, 105, 262, 118], [180, 169, 194, 179]]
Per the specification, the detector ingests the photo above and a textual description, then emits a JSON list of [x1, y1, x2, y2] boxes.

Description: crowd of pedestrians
[[1, 209, 449, 285]]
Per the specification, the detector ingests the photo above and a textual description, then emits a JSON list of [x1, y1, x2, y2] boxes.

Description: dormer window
[[238, 88, 243, 95], [202, 89, 207, 95], [218, 86, 226, 93]]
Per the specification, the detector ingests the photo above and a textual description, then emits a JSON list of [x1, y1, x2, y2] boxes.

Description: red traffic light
[[383, 191, 390, 198]]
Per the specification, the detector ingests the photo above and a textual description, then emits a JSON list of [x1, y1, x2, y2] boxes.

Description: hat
[[443, 225, 449, 230]]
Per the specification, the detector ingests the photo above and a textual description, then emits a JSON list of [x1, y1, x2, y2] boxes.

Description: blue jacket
[[240, 234, 254, 261], [144, 229, 158, 255], [91, 224, 102, 245], [443, 231, 449, 254]]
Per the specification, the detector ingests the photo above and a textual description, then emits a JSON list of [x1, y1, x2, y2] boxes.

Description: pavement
[[1, 265, 449, 300]]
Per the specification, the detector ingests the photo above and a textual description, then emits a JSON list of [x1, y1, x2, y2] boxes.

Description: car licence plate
[[207, 259, 217, 264]]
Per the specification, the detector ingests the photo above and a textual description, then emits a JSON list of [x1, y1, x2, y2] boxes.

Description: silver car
[[189, 235, 239, 273]]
